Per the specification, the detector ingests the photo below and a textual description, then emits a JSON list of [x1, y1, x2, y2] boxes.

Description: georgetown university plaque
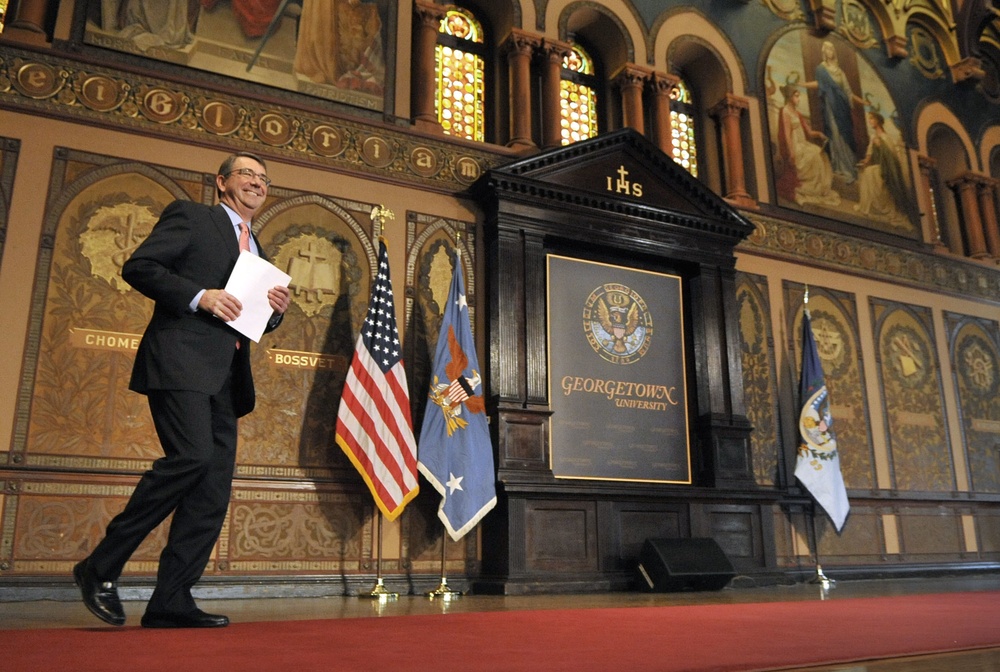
[[547, 254, 691, 483]]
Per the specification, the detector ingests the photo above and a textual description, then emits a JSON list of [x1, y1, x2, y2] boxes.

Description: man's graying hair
[[216, 152, 268, 198]]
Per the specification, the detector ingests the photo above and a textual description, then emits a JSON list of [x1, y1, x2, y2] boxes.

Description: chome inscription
[[70, 328, 141, 353]]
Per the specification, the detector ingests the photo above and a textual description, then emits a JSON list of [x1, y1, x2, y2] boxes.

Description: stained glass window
[[670, 80, 698, 177], [560, 45, 598, 145], [435, 8, 485, 142]]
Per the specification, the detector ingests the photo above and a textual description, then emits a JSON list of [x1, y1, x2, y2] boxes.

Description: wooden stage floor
[[2, 574, 998, 671]]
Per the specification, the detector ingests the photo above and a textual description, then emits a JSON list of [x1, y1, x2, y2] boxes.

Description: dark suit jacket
[[123, 200, 282, 418]]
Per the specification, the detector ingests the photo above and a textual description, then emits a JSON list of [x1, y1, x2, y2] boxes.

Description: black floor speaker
[[637, 538, 735, 592]]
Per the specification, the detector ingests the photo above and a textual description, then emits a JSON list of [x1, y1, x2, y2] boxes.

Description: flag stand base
[[363, 514, 398, 602], [365, 577, 399, 602], [427, 536, 462, 600], [427, 577, 462, 601], [809, 563, 835, 590]]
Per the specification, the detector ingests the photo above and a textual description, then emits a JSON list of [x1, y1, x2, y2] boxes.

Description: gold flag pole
[[360, 204, 399, 602], [365, 512, 398, 602], [428, 228, 463, 601], [427, 533, 461, 600]]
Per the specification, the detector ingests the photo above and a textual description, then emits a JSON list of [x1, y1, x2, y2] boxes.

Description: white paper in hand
[[224, 251, 292, 342]]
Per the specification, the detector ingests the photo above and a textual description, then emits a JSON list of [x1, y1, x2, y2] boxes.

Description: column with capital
[[539, 39, 573, 149], [504, 29, 540, 151], [711, 94, 756, 209], [648, 73, 680, 156], [412, 2, 447, 133], [616, 65, 650, 134], [4, 0, 53, 44], [948, 173, 989, 258], [976, 176, 1000, 260]]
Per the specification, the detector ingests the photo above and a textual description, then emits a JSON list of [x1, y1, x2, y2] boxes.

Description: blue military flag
[[418, 248, 496, 541], [794, 308, 850, 532]]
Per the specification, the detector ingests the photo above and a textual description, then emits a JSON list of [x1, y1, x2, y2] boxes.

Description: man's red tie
[[238, 222, 251, 253]]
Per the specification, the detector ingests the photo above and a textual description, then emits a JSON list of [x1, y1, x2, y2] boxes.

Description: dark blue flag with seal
[[794, 309, 849, 532], [417, 248, 496, 540]]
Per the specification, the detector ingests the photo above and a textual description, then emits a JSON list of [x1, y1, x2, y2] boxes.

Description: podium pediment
[[487, 128, 753, 243]]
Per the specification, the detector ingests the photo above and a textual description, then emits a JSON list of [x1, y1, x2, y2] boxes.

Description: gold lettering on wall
[[138, 86, 187, 124], [13, 62, 63, 99], [453, 156, 481, 184], [200, 100, 241, 135], [78, 75, 126, 112], [69, 328, 141, 352], [409, 146, 441, 177], [268, 349, 348, 372], [256, 112, 296, 146], [308, 124, 345, 157], [0, 48, 504, 193], [360, 136, 394, 168]]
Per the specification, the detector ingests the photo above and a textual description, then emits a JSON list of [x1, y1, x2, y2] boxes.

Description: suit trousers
[[88, 373, 238, 614]]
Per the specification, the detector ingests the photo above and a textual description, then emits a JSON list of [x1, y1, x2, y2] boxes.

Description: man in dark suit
[[74, 152, 290, 628]]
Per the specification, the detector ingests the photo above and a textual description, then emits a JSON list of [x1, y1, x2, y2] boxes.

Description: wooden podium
[[471, 129, 777, 594]]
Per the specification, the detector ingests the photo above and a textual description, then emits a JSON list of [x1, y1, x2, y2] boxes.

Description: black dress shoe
[[141, 608, 229, 629], [73, 559, 126, 626]]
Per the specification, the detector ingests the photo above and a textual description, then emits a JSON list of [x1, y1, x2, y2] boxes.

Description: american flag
[[335, 239, 419, 521]]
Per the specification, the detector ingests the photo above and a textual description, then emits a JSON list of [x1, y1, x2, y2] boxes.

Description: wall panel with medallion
[[945, 313, 1000, 494], [871, 299, 955, 492]]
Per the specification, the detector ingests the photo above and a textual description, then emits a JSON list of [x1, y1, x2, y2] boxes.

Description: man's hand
[[199, 289, 243, 322], [268, 285, 291, 315]]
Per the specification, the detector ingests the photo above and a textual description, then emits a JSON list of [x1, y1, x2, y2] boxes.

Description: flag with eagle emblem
[[418, 248, 496, 541], [795, 308, 849, 532]]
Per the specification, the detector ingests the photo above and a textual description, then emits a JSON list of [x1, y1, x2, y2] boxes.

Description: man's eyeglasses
[[225, 168, 271, 187]]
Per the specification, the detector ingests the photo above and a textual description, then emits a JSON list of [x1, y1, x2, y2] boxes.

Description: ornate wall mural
[[871, 299, 955, 492], [765, 31, 919, 238], [735, 272, 781, 487], [82, 0, 393, 112], [785, 283, 875, 491], [946, 313, 1000, 493]]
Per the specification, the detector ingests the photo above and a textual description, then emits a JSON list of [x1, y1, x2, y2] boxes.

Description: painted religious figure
[[775, 81, 841, 207], [83, 0, 391, 112], [766, 31, 918, 238], [854, 110, 910, 226]]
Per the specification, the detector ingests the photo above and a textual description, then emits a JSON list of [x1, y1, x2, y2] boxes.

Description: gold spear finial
[[370, 205, 394, 239]]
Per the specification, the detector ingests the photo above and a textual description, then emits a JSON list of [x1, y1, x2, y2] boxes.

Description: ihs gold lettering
[[606, 165, 643, 198]]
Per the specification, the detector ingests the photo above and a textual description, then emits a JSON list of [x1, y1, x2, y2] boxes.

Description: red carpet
[[6, 591, 1000, 671]]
